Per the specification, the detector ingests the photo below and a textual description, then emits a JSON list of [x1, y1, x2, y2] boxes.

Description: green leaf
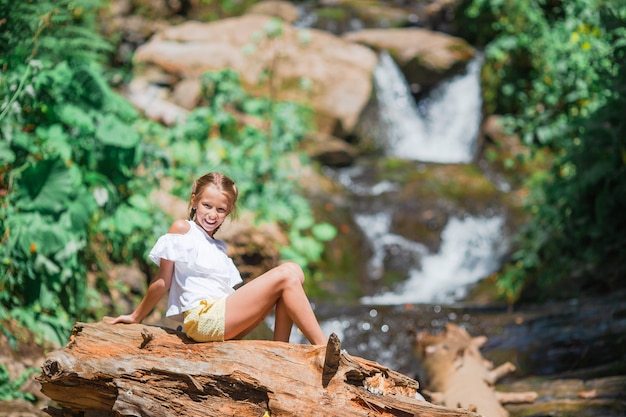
[[128, 194, 151, 211], [263, 18, 283, 39], [105, 204, 152, 235], [38, 280, 59, 311], [170, 140, 202, 166], [242, 98, 269, 116], [96, 114, 140, 148], [272, 200, 295, 223], [0, 141, 15, 165], [292, 214, 314, 230], [289, 233, 323, 260], [34, 254, 61, 276], [54, 237, 86, 264], [311, 223, 337, 241], [37, 124, 72, 161], [105, 92, 139, 122], [36, 314, 70, 346], [58, 104, 95, 133], [9, 212, 73, 256], [279, 246, 308, 267], [11, 130, 38, 154], [16, 158, 82, 215], [64, 188, 97, 230]]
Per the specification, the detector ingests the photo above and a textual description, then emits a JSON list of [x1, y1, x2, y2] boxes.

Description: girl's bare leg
[[231, 266, 299, 341], [230, 303, 274, 340], [224, 262, 326, 345], [273, 297, 293, 342], [231, 298, 293, 342]]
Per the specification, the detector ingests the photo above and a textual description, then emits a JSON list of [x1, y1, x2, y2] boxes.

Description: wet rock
[[126, 78, 189, 126], [301, 131, 358, 167]]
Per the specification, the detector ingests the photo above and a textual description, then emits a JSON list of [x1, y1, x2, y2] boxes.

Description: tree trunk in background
[[415, 323, 538, 417], [39, 321, 480, 417]]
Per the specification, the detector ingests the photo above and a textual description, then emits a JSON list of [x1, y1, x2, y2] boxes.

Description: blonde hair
[[188, 172, 239, 222]]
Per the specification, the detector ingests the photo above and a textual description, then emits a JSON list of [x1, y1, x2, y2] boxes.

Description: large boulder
[[132, 14, 378, 135]]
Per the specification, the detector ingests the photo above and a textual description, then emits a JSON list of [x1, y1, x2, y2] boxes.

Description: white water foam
[[361, 215, 508, 305]]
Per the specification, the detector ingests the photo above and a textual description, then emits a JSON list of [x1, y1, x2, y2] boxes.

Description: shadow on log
[[38, 320, 481, 417]]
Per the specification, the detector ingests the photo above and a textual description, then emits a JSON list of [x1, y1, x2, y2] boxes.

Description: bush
[[457, 0, 626, 301]]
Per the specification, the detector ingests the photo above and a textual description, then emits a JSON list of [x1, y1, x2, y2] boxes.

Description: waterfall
[[374, 51, 483, 164], [324, 163, 510, 306], [361, 215, 508, 305]]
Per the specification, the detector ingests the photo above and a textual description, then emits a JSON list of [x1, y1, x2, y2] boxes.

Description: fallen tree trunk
[[39, 320, 480, 417], [414, 323, 538, 417]]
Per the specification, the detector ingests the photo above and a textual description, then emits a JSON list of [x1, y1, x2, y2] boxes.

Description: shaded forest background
[[1, 0, 625, 402]]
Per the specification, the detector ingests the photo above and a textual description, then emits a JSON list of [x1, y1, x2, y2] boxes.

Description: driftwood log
[[414, 323, 538, 417], [39, 320, 480, 417]]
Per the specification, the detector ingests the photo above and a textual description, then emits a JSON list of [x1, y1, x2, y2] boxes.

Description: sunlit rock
[[133, 14, 378, 135]]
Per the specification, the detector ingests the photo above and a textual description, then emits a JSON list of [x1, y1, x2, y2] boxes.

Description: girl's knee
[[279, 261, 305, 285]]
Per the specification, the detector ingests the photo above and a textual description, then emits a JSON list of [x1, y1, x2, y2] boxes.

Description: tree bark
[[39, 320, 480, 417]]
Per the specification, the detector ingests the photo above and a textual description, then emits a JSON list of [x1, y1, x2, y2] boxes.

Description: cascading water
[[326, 163, 509, 306], [321, 50, 508, 307], [361, 215, 508, 305], [320, 52, 508, 305], [374, 51, 483, 164]]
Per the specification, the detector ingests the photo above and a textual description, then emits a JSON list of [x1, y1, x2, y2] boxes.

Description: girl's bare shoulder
[[168, 219, 191, 235]]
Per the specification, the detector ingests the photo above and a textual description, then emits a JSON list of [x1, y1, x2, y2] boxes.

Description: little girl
[[110, 172, 327, 345]]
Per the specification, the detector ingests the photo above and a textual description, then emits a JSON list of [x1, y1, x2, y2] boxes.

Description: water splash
[[324, 164, 399, 197], [354, 211, 428, 281], [361, 215, 508, 305], [374, 51, 483, 163]]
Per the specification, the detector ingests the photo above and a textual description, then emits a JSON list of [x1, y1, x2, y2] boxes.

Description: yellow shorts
[[182, 298, 226, 342]]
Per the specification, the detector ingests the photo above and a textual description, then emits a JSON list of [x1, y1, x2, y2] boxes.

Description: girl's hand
[[105, 314, 138, 325]]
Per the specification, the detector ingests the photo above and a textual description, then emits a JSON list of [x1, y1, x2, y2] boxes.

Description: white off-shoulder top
[[148, 220, 242, 321]]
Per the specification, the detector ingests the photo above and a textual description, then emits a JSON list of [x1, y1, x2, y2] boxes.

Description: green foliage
[[0, 365, 37, 402], [0, 0, 111, 65], [458, 0, 626, 301], [0, 0, 165, 345], [459, 0, 623, 146]]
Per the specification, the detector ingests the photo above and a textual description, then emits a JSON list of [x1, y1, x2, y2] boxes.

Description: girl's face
[[192, 185, 231, 237]]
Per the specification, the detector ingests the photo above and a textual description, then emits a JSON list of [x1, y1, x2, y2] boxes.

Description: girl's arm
[[109, 220, 189, 324], [109, 259, 175, 324]]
